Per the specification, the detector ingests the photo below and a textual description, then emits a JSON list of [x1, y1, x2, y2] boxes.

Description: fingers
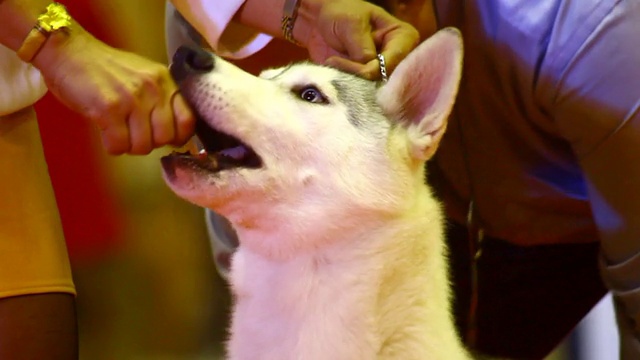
[[311, 1, 420, 81], [101, 72, 195, 155], [324, 55, 373, 78], [87, 92, 132, 155], [140, 76, 196, 152], [94, 74, 163, 155], [374, 23, 420, 76], [38, 34, 196, 156], [127, 105, 154, 155], [122, 86, 195, 155], [149, 104, 175, 147], [307, 1, 378, 65], [334, 11, 377, 63], [326, 56, 389, 82], [170, 92, 196, 147], [100, 122, 131, 155], [361, 57, 386, 81]]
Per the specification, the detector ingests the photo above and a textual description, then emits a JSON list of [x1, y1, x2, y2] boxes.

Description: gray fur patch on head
[[331, 75, 387, 130]]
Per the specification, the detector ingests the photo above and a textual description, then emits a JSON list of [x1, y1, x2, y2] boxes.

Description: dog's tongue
[[219, 146, 249, 160]]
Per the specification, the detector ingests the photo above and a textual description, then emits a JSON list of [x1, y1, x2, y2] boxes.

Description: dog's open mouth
[[162, 116, 262, 175]]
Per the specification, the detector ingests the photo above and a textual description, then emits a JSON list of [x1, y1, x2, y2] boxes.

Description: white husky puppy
[[161, 28, 467, 360]]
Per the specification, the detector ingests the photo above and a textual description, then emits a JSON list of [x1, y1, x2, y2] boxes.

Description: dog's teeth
[[220, 146, 247, 160], [194, 136, 205, 151], [195, 149, 209, 161]]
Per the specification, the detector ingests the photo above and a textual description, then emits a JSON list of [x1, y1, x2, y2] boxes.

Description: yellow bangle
[[16, 2, 72, 63]]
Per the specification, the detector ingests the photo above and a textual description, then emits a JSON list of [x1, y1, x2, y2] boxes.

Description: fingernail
[[360, 59, 379, 80], [362, 49, 376, 61]]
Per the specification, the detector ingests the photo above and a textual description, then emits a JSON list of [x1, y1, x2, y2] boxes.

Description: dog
[[161, 28, 467, 360]]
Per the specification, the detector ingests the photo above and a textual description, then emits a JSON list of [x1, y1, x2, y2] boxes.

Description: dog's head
[[162, 28, 462, 257]]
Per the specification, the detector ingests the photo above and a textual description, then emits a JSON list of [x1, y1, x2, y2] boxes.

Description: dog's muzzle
[[162, 45, 263, 177], [170, 45, 215, 83]]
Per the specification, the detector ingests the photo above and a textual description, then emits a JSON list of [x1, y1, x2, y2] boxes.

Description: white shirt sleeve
[[168, 0, 272, 59], [0, 45, 47, 116]]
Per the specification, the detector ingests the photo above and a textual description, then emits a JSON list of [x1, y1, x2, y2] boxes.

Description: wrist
[[291, 0, 321, 46], [31, 20, 91, 88], [16, 2, 73, 62], [8, 1, 92, 87]]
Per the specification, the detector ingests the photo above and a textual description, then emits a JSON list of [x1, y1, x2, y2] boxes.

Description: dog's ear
[[377, 27, 463, 161]]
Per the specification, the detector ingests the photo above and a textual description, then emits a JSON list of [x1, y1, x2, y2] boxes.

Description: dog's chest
[[228, 248, 382, 360]]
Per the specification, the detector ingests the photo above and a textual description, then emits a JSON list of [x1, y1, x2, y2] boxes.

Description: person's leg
[[475, 237, 606, 359], [446, 221, 608, 359], [0, 293, 78, 359], [0, 107, 78, 359]]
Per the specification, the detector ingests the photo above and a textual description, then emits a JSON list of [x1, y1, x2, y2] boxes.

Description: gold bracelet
[[281, 0, 301, 44], [16, 3, 72, 63]]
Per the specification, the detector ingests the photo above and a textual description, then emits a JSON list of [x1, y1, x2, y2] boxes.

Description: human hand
[[295, 0, 420, 80], [33, 25, 195, 155]]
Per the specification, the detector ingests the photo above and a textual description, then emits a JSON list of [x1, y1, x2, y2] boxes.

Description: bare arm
[[0, 3, 78, 358], [171, 0, 420, 79], [0, 0, 195, 154], [0, 294, 78, 359]]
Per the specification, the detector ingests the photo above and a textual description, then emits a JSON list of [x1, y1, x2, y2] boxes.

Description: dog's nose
[[170, 45, 215, 83]]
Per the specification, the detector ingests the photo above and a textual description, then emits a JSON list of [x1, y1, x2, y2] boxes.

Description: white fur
[[163, 28, 468, 359]]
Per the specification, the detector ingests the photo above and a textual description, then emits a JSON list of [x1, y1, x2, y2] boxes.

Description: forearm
[[169, 0, 273, 59], [236, 0, 323, 46], [233, 0, 286, 37], [169, 0, 337, 50], [171, 0, 374, 49], [170, 0, 416, 78], [202, 0, 314, 40]]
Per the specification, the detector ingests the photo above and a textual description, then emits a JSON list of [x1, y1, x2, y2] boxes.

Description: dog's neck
[[226, 177, 437, 261], [226, 190, 468, 360]]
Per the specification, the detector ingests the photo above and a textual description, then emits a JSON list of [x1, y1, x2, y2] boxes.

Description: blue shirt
[[432, 0, 640, 356]]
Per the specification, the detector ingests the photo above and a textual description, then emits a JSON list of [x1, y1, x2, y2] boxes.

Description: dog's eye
[[298, 86, 327, 104]]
